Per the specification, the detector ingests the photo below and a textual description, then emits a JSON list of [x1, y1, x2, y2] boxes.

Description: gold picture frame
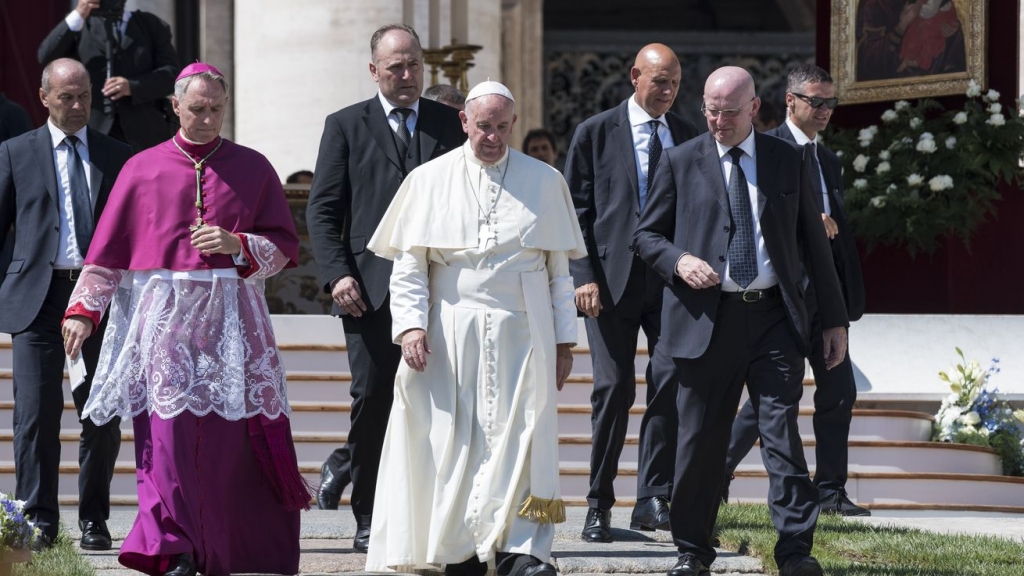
[[830, 0, 987, 104]]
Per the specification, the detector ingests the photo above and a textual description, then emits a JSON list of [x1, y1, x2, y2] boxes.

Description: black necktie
[[64, 135, 93, 256], [726, 147, 757, 288], [805, 143, 826, 213], [643, 120, 662, 211], [393, 108, 412, 153]]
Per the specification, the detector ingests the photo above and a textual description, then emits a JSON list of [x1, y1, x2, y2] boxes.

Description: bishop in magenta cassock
[[61, 63, 308, 576]]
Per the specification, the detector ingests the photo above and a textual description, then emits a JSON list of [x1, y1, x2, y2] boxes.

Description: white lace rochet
[[69, 234, 293, 425]]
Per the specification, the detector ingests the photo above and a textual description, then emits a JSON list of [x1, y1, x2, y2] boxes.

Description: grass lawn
[[715, 503, 1024, 576], [12, 533, 95, 576]]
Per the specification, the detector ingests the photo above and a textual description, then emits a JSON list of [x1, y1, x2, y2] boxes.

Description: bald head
[[630, 43, 681, 118], [702, 66, 760, 147], [40, 58, 92, 135]]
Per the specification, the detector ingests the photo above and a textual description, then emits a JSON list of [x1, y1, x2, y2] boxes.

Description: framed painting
[[830, 0, 987, 104]]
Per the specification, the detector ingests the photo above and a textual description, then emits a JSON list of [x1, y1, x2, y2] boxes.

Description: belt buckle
[[741, 289, 761, 303], [68, 269, 80, 282]]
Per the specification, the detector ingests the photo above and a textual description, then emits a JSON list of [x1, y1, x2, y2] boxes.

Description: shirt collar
[[627, 95, 665, 128], [715, 126, 756, 160], [785, 117, 820, 146], [377, 91, 420, 119], [47, 119, 88, 150]]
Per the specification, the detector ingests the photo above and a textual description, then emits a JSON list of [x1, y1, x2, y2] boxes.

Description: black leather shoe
[[317, 461, 343, 510], [30, 533, 54, 552], [521, 560, 558, 576], [630, 496, 671, 531], [353, 514, 371, 552], [79, 519, 112, 551], [667, 553, 710, 576], [445, 556, 488, 576], [779, 555, 823, 576], [580, 507, 612, 543], [163, 553, 197, 576], [820, 489, 871, 517]]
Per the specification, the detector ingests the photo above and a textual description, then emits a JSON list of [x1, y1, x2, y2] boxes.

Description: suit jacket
[[0, 125, 132, 334], [768, 123, 865, 321], [306, 96, 466, 315], [37, 11, 180, 151], [634, 131, 849, 359], [564, 99, 698, 307]]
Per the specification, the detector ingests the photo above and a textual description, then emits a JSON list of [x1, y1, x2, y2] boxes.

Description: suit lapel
[[695, 133, 729, 213], [416, 107, 440, 160], [612, 103, 639, 207], [666, 114, 690, 147], [363, 98, 403, 172], [86, 130, 108, 215], [31, 127, 59, 210], [119, 13, 138, 51], [755, 132, 782, 209]]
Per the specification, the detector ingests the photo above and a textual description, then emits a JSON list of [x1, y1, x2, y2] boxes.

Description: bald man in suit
[[634, 66, 848, 576]]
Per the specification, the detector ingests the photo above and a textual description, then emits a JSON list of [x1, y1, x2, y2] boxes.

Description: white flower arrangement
[[830, 82, 1024, 254], [933, 349, 1024, 476]]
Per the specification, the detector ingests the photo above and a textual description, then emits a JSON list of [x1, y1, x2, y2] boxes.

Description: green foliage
[[828, 82, 1024, 256], [716, 503, 1024, 575]]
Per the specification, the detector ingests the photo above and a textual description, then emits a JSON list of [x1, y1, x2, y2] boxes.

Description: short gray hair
[[173, 71, 229, 100]]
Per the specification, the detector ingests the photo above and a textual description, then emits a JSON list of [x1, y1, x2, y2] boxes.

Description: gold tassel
[[517, 495, 566, 524]]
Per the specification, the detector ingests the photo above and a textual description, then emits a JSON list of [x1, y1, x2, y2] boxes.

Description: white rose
[[895, 100, 910, 111], [857, 126, 877, 145], [985, 89, 1001, 102], [929, 175, 954, 191], [853, 154, 869, 172], [953, 111, 968, 124], [887, 183, 897, 194], [979, 427, 991, 437], [988, 113, 1006, 126], [835, 150, 844, 158], [907, 173, 924, 186], [945, 136, 957, 150], [854, 178, 868, 189], [961, 411, 981, 426], [869, 195, 885, 207], [916, 138, 938, 153], [909, 117, 923, 129], [876, 161, 891, 174], [988, 103, 1003, 114], [919, 132, 934, 140], [881, 109, 899, 122], [879, 150, 891, 160], [966, 80, 982, 98]]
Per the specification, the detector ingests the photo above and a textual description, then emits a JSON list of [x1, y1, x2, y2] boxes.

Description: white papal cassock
[[365, 141, 586, 572]]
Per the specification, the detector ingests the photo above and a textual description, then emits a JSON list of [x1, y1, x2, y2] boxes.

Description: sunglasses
[[792, 93, 840, 110]]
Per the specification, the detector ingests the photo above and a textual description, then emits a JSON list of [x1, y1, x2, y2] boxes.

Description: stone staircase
[[1, 315, 1023, 514]]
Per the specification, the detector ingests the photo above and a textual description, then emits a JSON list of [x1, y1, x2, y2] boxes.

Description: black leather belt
[[720, 285, 780, 302], [53, 269, 82, 281]]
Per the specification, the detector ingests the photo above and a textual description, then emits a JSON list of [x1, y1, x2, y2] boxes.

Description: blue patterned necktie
[[64, 135, 93, 256], [642, 120, 662, 211], [726, 147, 757, 288], [393, 108, 412, 152]]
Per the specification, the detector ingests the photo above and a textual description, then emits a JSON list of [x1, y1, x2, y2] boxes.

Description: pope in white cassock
[[365, 81, 586, 576]]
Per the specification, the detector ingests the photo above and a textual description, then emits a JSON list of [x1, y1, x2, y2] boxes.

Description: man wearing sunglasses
[[722, 64, 867, 518], [635, 66, 848, 576]]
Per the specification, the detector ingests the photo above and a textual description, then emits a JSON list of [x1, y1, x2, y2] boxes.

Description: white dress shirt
[[66, 8, 132, 35], [378, 92, 420, 139], [716, 128, 777, 291], [785, 117, 831, 216], [627, 95, 675, 210], [47, 120, 93, 269]]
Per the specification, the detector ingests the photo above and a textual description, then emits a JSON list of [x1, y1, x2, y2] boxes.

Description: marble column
[[199, 0, 234, 138], [500, 0, 543, 153]]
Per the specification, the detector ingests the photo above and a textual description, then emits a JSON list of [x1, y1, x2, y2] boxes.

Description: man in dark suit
[[38, 0, 180, 152], [723, 64, 868, 517], [0, 58, 130, 552], [305, 23, 465, 552], [634, 66, 849, 576], [564, 43, 697, 543]]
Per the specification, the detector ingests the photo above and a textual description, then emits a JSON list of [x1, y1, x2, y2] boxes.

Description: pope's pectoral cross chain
[[172, 137, 224, 233]]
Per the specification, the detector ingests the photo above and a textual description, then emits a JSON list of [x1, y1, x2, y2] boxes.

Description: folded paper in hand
[[66, 354, 88, 392]]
